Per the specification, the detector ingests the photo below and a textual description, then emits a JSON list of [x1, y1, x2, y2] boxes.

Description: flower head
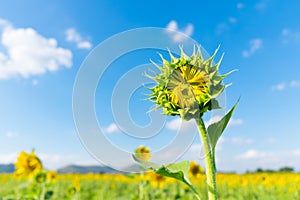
[[68, 177, 81, 195], [14, 150, 43, 178], [148, 46, 232, 120], [189, 161, 204, 177], [134, 145, 152, 161], [47, 171, 58, 182], [35, 171, 46, 183], [151, 173, 166, 188]]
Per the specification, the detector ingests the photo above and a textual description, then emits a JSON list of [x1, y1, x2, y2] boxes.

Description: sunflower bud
[[148, 46, 232, 120], [134, 145, 152, 161]]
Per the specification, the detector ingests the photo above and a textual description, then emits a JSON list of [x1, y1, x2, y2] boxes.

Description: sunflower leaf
[[132, 156, 200, 198], [155, 161, 199, 196], [207, 99, 239, 149]]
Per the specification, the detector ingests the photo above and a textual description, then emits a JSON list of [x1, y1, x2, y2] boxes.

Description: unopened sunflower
[[143, 46, 238, 200], [134, 145, 152, 161], [148, 46, 232, 120]]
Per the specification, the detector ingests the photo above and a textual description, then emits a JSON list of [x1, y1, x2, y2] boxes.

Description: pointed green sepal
[[207, 99, 239, 149]]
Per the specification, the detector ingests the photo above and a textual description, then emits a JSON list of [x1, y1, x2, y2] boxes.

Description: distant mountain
[[121, 164, 141, 172], [0, 164, 14, 173], [57, 165, 121, 174], [0, 163, 127, 174]]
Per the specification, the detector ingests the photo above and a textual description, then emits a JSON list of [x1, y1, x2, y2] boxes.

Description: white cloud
[[255, 0, 269, 11], [290, 80, 300, 87], [205, 116, 243, 127], [246, 138, 254, 144], [255, 3, 266, 10], [165, 20, 194, 42], [104, 123, 121, 133], [237, 3, 245, 9], [4, 131, 18, 138], [181, 138, 226, 165], [32, 79, 38, 85], [166, 118, 181, 130], [235, 149, 300, 170], [235, 149, 300, 166], [205, 115, 222, 127], [272, 82, 286, 91], [39, 153, 98, 169], [217, 136, 226, 145], [216, 17, 237, 35], [214, 148, 300, 172], [189, 143, 202, 153], [242, 38, 263, 57], [216, 18, 237, 35], [166, 118, 195, 131], [77, 41, 92, 49], [282, 28, 289, 35], [228, 17, 237, 24], [0, 152, 18, 163], [166, 20, 178, 31], [231, 137, 253, 145], [216, 23, 229, 35], [229, 118, 243, 126], [218, 136, 253, 146], [65, 28, 92, 50], [236, 149, 263, 160], [180, 143, 207, 163], [266, 137, 276, 145], [272, 80, 300, 91], [281, 28, 300, 44], [0, 18, 72, 80]]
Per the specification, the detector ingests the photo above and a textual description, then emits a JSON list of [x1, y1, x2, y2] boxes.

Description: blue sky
[[0, 0, 300, 172]]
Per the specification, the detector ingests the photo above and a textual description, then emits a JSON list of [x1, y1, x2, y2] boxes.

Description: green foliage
[[207, 100, 239, 149], [279, 167, 294, 172], [133, 155, 200, 198], [154, 161, 199, 197], [250, 167, 294, 173], [0, 173, 299, 200]]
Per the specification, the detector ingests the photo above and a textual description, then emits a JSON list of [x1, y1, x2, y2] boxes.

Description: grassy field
[[1, 172, 300, 200]]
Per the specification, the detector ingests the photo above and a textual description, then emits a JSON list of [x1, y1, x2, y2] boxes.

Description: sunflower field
[[0, 150, 300, 200], [1, 171, 300, 200]]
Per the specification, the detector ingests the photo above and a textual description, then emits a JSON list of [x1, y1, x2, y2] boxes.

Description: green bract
[[149, 46, 233, 120]]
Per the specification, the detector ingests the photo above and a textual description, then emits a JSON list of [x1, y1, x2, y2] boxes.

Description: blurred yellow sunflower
[[34, 171, 46, 183], [14, 150, 43, 178], [134, 145, 152, 161], [151, 173, 166, 189], [47, 171, 58, 182], [189, 161, 204, 178]]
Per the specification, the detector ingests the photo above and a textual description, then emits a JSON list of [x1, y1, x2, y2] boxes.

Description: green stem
[[194, 193, 201, 200], [139, 168, 144, 200], [196, 118, 217, 200], [212, 149, 216, 171], [39, 183, 45, 200]]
